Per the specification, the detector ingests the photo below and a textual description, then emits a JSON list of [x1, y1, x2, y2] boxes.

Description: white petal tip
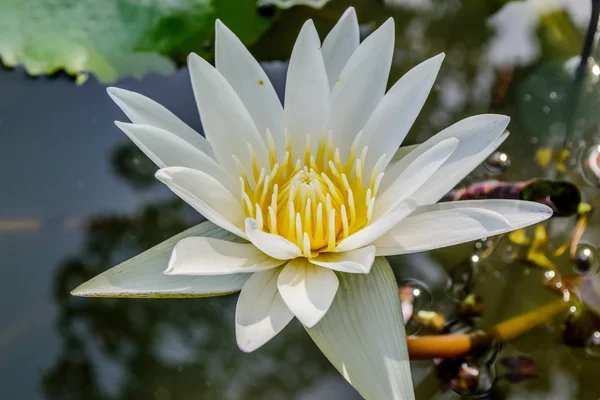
[[236, 339, 260, 353], [341, 6, 357, 19], [154, 169, 172, 183], [106, 86, 119, 96]]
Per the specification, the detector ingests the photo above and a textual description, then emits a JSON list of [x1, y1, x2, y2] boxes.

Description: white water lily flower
[[72, 8, 552, 400]]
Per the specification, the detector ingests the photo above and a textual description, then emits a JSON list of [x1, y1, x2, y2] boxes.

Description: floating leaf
[[0, 0, 275, 83]]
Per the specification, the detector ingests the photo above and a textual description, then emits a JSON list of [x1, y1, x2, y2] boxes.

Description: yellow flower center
[[238, 132, 385, 257]]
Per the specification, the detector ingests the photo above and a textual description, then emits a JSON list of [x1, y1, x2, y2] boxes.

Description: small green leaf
[[0, 0, 275, 83]]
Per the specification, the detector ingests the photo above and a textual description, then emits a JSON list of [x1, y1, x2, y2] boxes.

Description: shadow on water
[[2, 0, 600, 399]]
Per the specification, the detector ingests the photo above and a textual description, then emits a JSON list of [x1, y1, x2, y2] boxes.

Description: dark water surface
[[2, 1, 600, 399]]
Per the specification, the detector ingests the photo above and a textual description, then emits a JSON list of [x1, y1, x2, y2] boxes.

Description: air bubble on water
[[585, 331, 600, 357], [399, 279, 433, 335]]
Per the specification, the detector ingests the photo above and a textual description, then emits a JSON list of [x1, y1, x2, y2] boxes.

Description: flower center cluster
[[238, 133, 385, 257]]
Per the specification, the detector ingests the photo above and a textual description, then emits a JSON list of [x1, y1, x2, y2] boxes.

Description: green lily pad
[[0, 0, 275, 83]]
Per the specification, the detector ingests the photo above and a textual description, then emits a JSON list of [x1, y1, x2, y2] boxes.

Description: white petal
[[188, 53, 268, 178], [215, 20, 285, 155], [309, 246, 375, 273], [327, 18, 395, 158], [165, 236, 285, 275], [115, 122, 235, 193], [235, 268, 294, 352], [373, 137, 458, 220], [361, 54, 445, 173], [277, 258, 339, 328], [107, 87, 216, 160], [245, 218, 302, 260], [374, 199, 553, 256], [380, 115, 510, 203], [284, 20, 330, 159], [156, 167, 246, 238], [306, 257, 414, 400], [321, 7, 359, 90], [335, 199, 419, 252], [71, 222, 249, 297]]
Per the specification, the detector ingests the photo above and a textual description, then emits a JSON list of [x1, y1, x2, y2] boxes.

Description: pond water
[[1, 1, 600, 399]]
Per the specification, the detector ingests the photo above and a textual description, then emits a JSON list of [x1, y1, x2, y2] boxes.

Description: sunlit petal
[[361, 53, 445, 173], [156, 167, 246, 238], [321, 7, 359, 90], [285, 20, 330, 158], [278, 258, 339, 327], [71, 222, 249, 298], [165, 236, 285, 275], [115, 122, 235, 193], [327, 18, 394, 158], [188, 53, 269, 177], [309, 246, 375, 273], [375, 200, 553, 255], [215, 20, 285, 156], [107, 87, 216, 159], [306, 257, 414, 400], [235, 267, 294, 352]]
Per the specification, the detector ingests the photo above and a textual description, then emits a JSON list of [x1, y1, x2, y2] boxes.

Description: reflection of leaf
[[0, 0, 275, 83]]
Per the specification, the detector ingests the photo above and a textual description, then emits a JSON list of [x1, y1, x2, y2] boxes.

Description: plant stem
[[407, 299, 571, 359]]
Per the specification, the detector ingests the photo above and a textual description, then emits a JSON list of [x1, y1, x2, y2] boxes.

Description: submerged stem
[[407, 299, 571, 359]]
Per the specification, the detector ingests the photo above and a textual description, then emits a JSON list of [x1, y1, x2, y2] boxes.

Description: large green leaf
[[0, 0, 275, 83]]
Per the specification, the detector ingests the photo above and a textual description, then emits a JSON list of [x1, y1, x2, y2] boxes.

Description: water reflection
[[3, 1, 600, 399]]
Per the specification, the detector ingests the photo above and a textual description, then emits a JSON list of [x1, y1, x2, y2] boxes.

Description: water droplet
[[445, 360, 496, 397], [524, 94, 532, 101], [549, 91, 558, 100], [448, 259, 477, 302], [543, 106, 551, 113], [579, 144, 600, 187], [399, 280, 433, 335], [585, 331, 600, 357], [573, 244, 599, 275], [484, 151, 511, 174]]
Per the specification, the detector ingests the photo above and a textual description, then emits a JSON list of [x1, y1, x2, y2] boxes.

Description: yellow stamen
[[240, 131, 384, 255]]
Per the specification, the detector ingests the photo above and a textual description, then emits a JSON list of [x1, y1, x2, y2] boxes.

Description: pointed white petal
[[373, 137, 458, 220], [327, 18, 395, 158], [361, 54, 445, 173], [188, 53, 268, 177], [235, 268, 294, 352], [309, 246, 375, 273], [107, 87, 216, 160], [335, 200, 418, 252], [277, 258, 339, 328], [374, 200, 553, 256], [156, 167, 245, 238], [284, 20, 330, 159], [306, 257, 414, 400], [215, 20, 285, 155], [245, 218, 302, 260], [115, 122, 235, 193], [71, 222, 249, 298], [165, 236, 285, 275], [321, 7, 359, 90], [380, 115, 510, 203]]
